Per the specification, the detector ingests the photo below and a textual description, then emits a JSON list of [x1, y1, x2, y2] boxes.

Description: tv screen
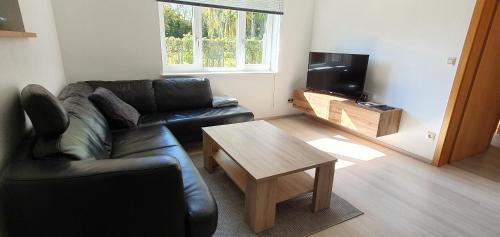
[[307, 52, 369, 99]]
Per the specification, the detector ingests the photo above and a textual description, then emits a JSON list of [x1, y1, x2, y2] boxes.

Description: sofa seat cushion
[[111, 125, 179, 158], [116, 145, 218, 237], [138, 106, 254, 143]]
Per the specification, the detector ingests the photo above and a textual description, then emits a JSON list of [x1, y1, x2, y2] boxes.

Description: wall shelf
[[0, 30, 36, 38]]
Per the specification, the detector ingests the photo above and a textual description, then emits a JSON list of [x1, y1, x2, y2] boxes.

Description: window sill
[[163, 71, 277, 76]]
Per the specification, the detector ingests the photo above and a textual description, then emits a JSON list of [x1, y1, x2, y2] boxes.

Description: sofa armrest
[[212, 95, 238, 108], [0, 156, 187, 237]]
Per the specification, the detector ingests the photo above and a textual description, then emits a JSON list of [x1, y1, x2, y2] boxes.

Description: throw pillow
[[89, 87, 140, 129]]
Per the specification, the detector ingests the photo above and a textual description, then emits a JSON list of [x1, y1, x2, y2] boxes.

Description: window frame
[[159, 3, 279, 74]]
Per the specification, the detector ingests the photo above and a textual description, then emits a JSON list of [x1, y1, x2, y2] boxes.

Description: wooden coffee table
[[202, 121, 337, 233]]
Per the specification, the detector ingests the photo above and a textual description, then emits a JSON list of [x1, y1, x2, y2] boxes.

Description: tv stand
[[293, 89, 402, 137]]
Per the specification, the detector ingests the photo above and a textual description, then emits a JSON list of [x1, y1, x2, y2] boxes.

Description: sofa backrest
[[22, 77, 216, 160], [154, 77, 213, 112], [17, 83, 112, 160], [87, 80, 157, 114], [60, 83, 113, 151], [33, 115, 110, 160], [46, 82, 112, 160]]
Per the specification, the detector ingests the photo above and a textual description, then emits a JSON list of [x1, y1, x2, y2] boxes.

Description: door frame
[[433, 0, 499, 166]]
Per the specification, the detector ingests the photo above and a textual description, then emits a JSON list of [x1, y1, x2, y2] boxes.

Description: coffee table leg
[[312, 162, 335, 212], [245, 178, 277, 233], [203, 132, 219, 173]]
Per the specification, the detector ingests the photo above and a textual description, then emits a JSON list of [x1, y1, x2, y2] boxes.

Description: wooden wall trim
[[433, 0, 499, 166]]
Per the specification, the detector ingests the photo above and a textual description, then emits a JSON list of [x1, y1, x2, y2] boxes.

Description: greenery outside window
[[159, 3, 280, 73]]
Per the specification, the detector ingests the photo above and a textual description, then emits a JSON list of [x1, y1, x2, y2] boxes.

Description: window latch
[[196, 37, 201, 48]]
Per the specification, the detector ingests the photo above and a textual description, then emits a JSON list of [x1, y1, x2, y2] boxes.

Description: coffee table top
[[202, 120, 337, 181]]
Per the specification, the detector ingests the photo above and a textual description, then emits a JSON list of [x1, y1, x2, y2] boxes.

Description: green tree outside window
[[163, 3, 268, 67]]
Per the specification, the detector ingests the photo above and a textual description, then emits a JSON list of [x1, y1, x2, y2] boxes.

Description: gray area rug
[[191, 153, 364, 237]]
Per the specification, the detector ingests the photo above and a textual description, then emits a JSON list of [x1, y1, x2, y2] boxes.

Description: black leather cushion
[[112, 125, 218, 237], [87, 80, 156, 114], [59, 82, 113, 151], [111, 125, 179, 158], [139, 106, 254, 143], [117, 145, 218, 237], [58, 82, 94, 100], [63, 96, 112, 152], [0, 155, 187, 237], [154, 77, 213, 112], [33, 115, 109, 160], [89, 87, 140, 129], [21, 84, 69, 139]]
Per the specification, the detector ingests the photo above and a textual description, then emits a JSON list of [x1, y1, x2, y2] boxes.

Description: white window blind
[[158, 0, 284, 15]]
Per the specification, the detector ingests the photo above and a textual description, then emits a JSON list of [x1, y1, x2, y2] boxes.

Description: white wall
[[51, 0, 163, 82], [51, 0, 315, 118], [50, 0, 476, 159], [0, 0, 67, 172], [310, 0, 476, 159]]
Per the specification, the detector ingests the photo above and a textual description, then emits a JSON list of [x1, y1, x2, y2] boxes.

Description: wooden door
[[450, 4, 500, 162], [434, 0, 500, 165]]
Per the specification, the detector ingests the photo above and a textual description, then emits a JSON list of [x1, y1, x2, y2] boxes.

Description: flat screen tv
[[307, 52, 369, 99]]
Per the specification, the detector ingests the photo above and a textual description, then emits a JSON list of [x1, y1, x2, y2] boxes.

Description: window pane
[[245, 12, 267, 65], [202, 8, 237, 68], [164, 3, 193, 65]]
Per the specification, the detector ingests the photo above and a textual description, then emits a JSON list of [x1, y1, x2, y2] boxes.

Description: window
[[159, 3, 279, 73], [163, 4, 194, 65]]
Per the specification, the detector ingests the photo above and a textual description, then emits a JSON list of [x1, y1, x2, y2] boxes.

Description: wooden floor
[[451, 135, 500, 183], [491, 134, 500, 148], [261, 116, 500, 237]]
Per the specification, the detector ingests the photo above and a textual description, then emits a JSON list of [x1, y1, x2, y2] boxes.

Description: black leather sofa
[[0, 77, 254, 237]]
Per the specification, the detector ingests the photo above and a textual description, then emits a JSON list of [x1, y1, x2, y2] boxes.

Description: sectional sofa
[[0, 77, 254, 237]]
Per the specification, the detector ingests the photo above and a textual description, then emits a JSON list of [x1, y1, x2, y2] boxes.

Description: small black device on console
[[357, 101, 395, 111]]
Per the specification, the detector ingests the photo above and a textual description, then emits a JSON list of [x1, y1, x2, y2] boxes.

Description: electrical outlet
[[447, 57, 457, 66], [287, 98, 294, 103], [427, 131, 436, 141]]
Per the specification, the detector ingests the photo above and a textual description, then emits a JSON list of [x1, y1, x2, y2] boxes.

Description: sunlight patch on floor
[[335, 159, 356, 169], [307, 137, 386, 161], [332, 135, 350, 140]]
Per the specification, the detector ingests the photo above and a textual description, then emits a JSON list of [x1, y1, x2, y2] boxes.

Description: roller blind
[[158, 0, 284, 15]]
